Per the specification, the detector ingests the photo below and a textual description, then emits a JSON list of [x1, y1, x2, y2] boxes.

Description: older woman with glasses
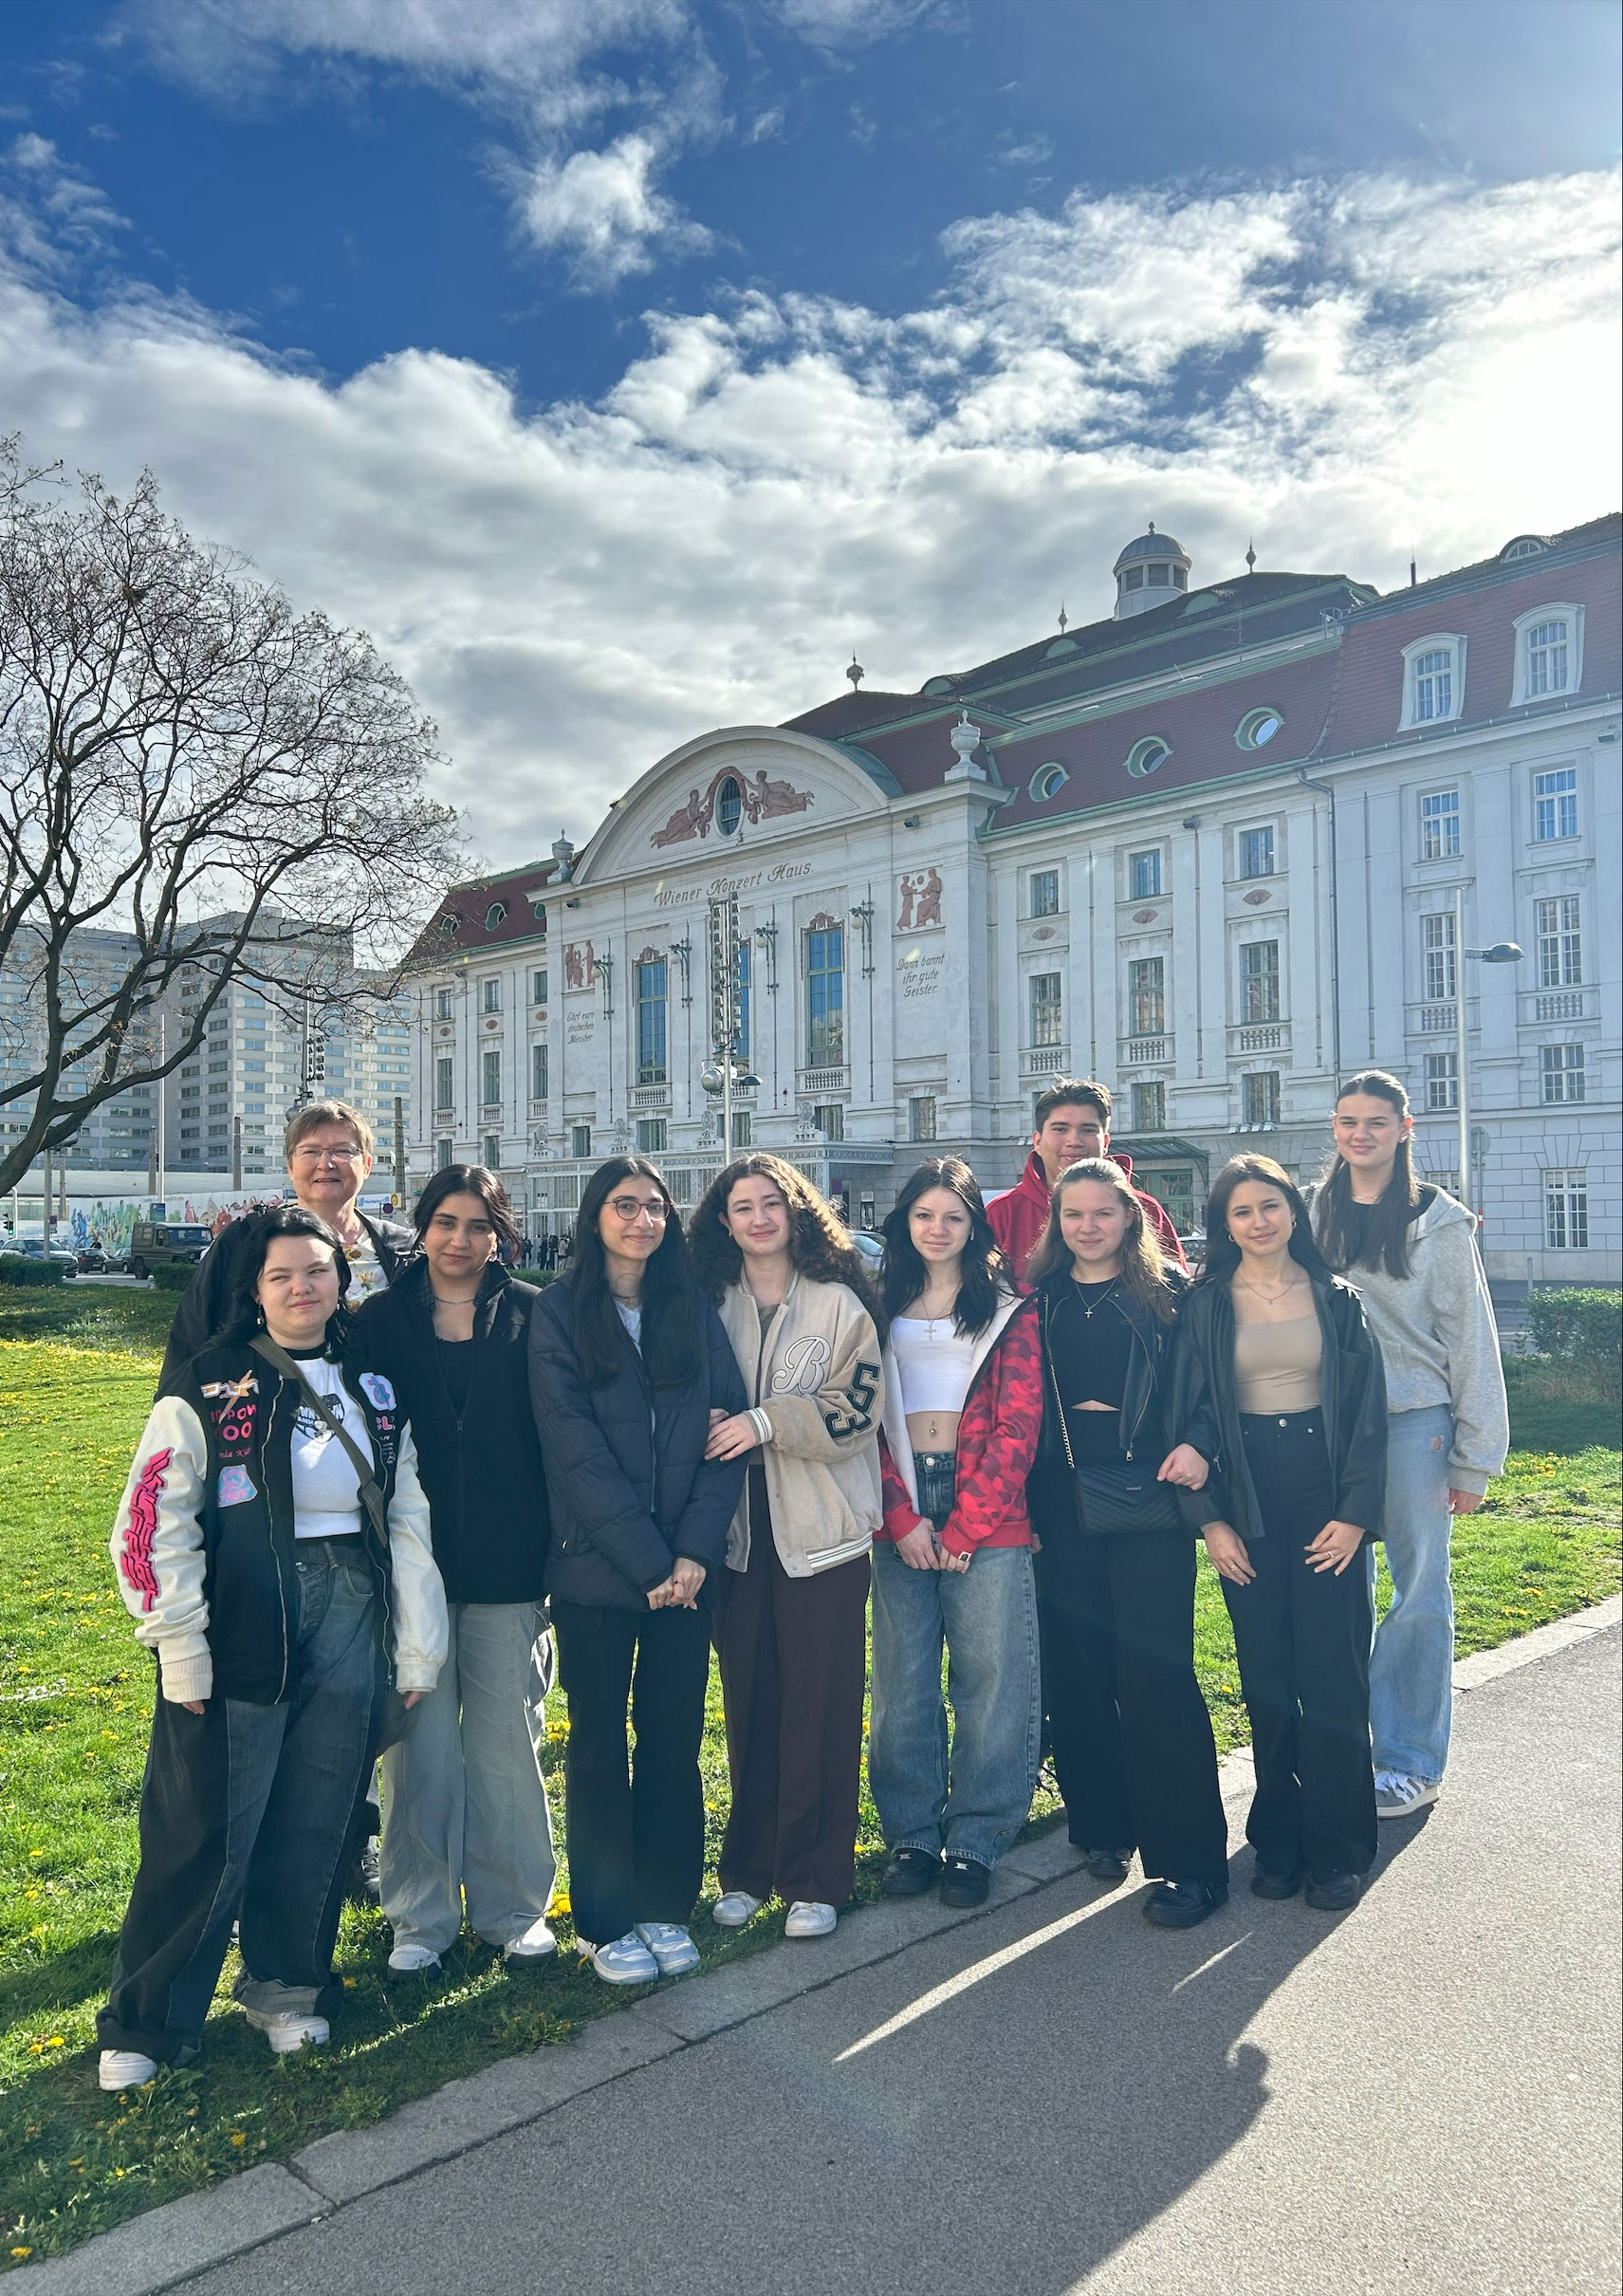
[[528, 1158, 747, 1986]]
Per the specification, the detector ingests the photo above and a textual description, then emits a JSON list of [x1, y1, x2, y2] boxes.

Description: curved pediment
[[570, 727, 890, 886]]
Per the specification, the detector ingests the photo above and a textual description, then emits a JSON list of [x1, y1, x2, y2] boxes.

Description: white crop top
[[891, 1316, 977, 1415]]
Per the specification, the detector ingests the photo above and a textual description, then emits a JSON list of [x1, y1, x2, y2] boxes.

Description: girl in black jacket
[[1026, 1159, 1230, 1931], [1179, 1155, 1389, 1911], [354, 1167, 557, 1977], [527, 1157, 747, 1987]]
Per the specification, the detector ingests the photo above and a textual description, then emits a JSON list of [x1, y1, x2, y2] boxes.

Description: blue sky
[[1, 1, 1618, 861]]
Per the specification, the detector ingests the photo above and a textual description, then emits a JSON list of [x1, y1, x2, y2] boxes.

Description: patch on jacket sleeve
[[217, 1464, 257, 1508], [822, 1359, 880, 1439], [358, 1374, 396, 1410], [120, 1448, 173, 1613]]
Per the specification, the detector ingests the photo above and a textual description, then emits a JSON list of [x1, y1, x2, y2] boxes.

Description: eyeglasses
[[291, 1144, 364, 1165], [608, 1196, 669, 1224]]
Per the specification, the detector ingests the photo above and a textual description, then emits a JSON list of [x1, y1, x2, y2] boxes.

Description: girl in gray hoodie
[[1313, 1071, 1509, 1815]]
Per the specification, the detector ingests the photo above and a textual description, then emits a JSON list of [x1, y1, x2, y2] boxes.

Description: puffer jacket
[[1175, 1269, 1389, 1542], [527, 1272, 747, 1610], [109, 1337, 447, 1706], [877, 1287, 1042, 1556], [717, 1274, 883, 1578]]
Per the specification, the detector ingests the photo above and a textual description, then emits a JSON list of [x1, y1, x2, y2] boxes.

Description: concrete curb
[[18, 1597, 1619, 2294]]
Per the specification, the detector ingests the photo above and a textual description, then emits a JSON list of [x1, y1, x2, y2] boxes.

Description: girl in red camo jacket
[[870, 1158, 1043, 1910]]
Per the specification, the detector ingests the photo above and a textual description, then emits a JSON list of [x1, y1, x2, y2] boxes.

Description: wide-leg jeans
[[1367, 1403, 1457, 1786]]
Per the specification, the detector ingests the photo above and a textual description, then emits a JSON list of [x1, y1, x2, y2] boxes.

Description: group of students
[[95, 1069, 1507, 2092]]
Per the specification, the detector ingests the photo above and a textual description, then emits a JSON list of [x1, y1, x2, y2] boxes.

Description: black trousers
[[1032, 1492, 1227, 1892], [1223, 1412, 1377, 1880], [712, 1500, 870, 1908], [550, 1598, 711, 1946]]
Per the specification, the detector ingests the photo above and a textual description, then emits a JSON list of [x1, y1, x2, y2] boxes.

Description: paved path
[[29, 1616, 1623, 2296]]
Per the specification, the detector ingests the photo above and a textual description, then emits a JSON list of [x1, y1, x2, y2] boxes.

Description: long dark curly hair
[[879, 1157, 1011, 1338], [690, 1153, 882, 1326], [567, 1157, 702, 1388]]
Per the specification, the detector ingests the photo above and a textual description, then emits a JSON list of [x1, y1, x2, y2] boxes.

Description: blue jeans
[[869, 1541, 1041, 1871], [1367, 1404, 1455, 1786], [101, 1547, 379, 2061]]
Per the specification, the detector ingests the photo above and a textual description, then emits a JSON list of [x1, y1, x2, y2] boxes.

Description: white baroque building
[[409, 515, 1620, 1290]]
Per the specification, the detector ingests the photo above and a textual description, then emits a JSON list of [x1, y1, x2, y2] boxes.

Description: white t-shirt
[[288, 1355, 374, 1541]]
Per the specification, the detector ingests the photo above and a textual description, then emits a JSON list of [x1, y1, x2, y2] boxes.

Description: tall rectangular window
[[435, 988, 453, 1021], [1030, 869, 1060, 917], [1543, 1169, 1589, 1250], [1029, 972, 1063, 1047], [1241, 940, 1281, 1023], [1424, 1050, 1458, 1110], [1129, 849, 1162, 899], [531, 968, 548, 1005], [1239, 825, 1275, 880], [1129, 958, 1164, 1037], [435, 1137, 452, 1170], [1534, 768, 1578, 841], [636, 1117, 668, 1154], [1243, 1072, 1281, 1127], [1525, 619, 1569, 695], [636, 957, 668, 1084], [805, 927, 844, 1067], [1420, 789, 1460, 859], [909, 1095, 937, 1142], [730, 1110, 752, 1148], [482, 1134, 501, 1170], [531, 1043, 548, 1101], [481, 1049, 501, 1107], [1541, 1044, 1586, 1103], [434, 1056, 453, 1112], [482, 979, 501, 1013], [1536, 896, 1582, 987], [1131, 1081, 1166, 1132], [813, 1102, 844, 1141], [1422, 913, 1457, 1001], [1413, 649, 1453, 721], [570, 1124, 592, 1160]]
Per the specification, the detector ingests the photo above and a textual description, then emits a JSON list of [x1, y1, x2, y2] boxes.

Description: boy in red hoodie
[[987, 1080, 1185, 1280]]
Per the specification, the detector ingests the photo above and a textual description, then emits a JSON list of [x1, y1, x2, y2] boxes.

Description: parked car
[[123, 1221, 212, 1280], [848, 1229, 884, 1273], [1, 1237, 79, 1277], [1178, 1230, 1208, 1271], [77, 1243, 110, 1274]]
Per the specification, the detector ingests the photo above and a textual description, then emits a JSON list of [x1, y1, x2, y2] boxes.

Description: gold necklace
[[1235, 1269, 1304, 1304]]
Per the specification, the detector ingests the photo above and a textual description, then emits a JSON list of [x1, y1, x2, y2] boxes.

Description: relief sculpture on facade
[[896, 867, 943, 932], [563, 941, 598, 990], [652, 766, 815, 847]]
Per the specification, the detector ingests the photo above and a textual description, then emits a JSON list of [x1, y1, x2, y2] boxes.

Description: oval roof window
[[1235, 708, 1283, 750], [1045, 637, 1078, 658], [1125, 737, 1170, 778], [438, 915, 459, 938], [486, 901, 507, 929], [1029, 761, 1069, 803], [920, 676, 956, 696]]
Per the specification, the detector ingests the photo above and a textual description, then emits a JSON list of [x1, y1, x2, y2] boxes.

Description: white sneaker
[[241, 2009, 330, 2055], [784, 1900, 837, 1939], [99, 2049, 158, 2091], [387, 1944, 442, 1973], [503, 1918, 558, 1963], [711, 1890, 764, 1928], [634, 1920, 701, 1975], [1374, 1770, 1441, 1818], [581, 1931, 659, 1985]]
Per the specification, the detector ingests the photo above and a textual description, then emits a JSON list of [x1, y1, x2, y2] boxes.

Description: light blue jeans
[[868, 1542, 1041, 1871], [1367, 1404, 1456, 1786]]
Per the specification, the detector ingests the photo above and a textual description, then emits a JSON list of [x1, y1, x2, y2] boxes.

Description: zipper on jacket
[[264, 1380, 293, 1704]]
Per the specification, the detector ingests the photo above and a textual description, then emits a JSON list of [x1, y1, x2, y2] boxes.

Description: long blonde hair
[[1025, 1157, 1175, 1321]]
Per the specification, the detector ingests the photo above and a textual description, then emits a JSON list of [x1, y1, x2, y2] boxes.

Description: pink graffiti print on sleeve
[[120, 1448, 173, 1613]]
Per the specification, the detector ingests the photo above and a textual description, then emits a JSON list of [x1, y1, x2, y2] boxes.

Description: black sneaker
[[1250, 1861, 1304, 1899], [1142, 1878, 1227, 1929], [1304, 1870, 1363, 1912], [1079, 1845, 1133, 1884], [940, 1855, 991, 1908], [879, 1846, 942, 1899]]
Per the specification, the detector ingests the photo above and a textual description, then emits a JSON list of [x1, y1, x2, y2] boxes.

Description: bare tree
[[0, 438, 462, 1198]]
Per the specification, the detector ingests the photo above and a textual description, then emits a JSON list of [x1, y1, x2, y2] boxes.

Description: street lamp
[[1453, 884, 1522, 1218]]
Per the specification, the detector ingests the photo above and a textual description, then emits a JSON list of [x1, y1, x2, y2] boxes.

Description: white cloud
[[515, 131, 713, 285], [1, 163, 1616, 876]]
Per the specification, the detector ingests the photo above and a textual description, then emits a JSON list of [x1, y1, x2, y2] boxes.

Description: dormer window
[[1029, 761, 1069, 802], [438, 915, 459, 939], [486, 902, 507, 930], [1400, 635, 1466, 731], [1125, 736, 1171, 778], [1512, 603, 1583, 704], [1501, 534, 1550, 561]]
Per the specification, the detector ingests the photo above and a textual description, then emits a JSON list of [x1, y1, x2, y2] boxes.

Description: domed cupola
[[1113, 524, 1191, 620]]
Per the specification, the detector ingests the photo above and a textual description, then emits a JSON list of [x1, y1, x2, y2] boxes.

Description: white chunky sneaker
[[784, 1900, 838, 1939], [634, 1920, 701, 1975], [581, 1932, 659, 1985], [387, 1944, 442, 1974], [503, 1918, 558, 1962], [711, 1890, 764, 1928], [1374, 1770, 1441, 1819], [99, 2049, 158, 2091], [242, 2009, 329, 2055]]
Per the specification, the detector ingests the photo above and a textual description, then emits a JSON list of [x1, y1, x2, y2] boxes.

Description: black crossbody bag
[[1045, 1347, 1183, 1537]]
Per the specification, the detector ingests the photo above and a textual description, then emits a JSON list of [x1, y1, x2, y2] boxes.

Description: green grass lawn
[[1, 1287, 1617, 2267]]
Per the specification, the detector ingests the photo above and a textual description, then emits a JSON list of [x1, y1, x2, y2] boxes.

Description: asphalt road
[[187, 1626, 1621, 2296]]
